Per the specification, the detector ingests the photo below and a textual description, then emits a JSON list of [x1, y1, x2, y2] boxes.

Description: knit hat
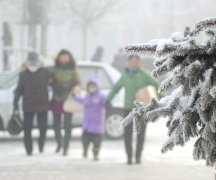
[[27, 52, 39, 65]]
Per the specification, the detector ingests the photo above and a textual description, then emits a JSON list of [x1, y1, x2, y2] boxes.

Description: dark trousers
[[23, 111, 48, 155], [124, 109, 146, 159], [82, 131, 102, 155], [53, 113, 72, 151]]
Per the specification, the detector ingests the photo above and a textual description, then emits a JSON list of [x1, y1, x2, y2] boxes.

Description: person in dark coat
[[50, 50, 79, 156], [13, 52, 50, 156]]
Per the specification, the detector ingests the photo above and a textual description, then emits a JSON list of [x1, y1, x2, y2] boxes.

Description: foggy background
[[1, 0, 216, 66], [0, 1, 216, 180]]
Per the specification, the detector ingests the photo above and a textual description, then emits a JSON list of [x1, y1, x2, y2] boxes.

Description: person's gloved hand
[[106, 100, 112, 110], [72, 86, 81, 96]]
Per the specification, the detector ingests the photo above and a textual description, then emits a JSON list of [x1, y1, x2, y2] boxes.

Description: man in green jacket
[[107, 55, 159, 165]]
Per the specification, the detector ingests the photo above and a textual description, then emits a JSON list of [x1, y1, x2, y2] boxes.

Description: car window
[[0, 71, 19, 89], [78, 66, 112, 90]]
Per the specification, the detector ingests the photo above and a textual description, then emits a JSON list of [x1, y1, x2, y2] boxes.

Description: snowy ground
[[0, 119, 215, 180]]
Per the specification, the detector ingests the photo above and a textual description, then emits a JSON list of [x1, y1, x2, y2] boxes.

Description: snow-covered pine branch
[[122, 17, 216, 167]]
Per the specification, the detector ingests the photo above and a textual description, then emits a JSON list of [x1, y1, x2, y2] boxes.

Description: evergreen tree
[[122, 17, 216, 167]]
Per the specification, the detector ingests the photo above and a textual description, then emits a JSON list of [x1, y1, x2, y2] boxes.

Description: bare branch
[[68, 0, 116, 28]]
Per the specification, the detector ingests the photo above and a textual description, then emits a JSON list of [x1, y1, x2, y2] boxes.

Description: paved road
[[0, 122, 215, 180]]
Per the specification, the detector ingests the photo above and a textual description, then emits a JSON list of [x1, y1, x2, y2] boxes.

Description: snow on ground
[[0, 119, 215, 180]]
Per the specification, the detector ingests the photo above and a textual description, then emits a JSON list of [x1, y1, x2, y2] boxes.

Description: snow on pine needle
[[122, 17, 216, 167]]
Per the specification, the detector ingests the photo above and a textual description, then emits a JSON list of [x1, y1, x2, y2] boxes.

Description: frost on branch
[[122, 17, 216, 167]]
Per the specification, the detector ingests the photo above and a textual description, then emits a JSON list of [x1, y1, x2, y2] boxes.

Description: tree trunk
[[28, 24, 37, 50], [0, 2, 3, 71], [82, 26, 87, 61], [40, 0, 49, 56], [40, 24, 47, 56], [169, 0, 175, 33]]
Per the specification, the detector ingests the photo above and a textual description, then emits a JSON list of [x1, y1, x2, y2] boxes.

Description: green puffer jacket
[[107, 68, 160, 110], [50, 67, 79, 102]]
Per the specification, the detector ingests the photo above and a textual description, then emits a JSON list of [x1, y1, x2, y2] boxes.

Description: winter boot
[[135, 157, 141, 164], [93, 148, 99, 161], [83, 148, 88, 158], [39, 148, 43, 154], [55, 143, 62, 153], [39, 146, 44, 154], [135, 152, 142, 164], [127, 155, 132, 165], [63, 147, 69, 156], [27, 151, 32, 156]]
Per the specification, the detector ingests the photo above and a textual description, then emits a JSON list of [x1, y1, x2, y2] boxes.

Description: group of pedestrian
[[13, 50, 79, 156], [13, 50, 159, 165]]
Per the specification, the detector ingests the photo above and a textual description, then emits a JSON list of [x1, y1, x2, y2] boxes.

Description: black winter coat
[[13, 68, 50, 112]]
